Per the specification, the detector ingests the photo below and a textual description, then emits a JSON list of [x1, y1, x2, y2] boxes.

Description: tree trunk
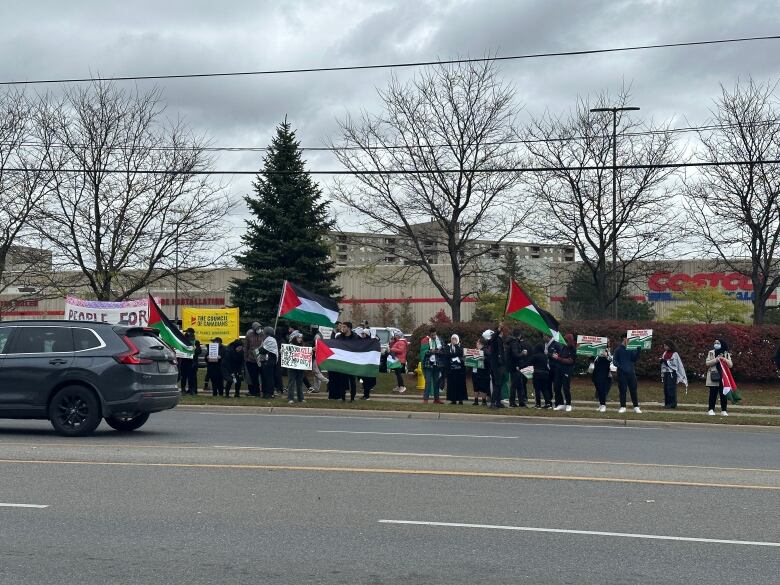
[[451, 273, 462, 323], [753, 289, 768, 325]]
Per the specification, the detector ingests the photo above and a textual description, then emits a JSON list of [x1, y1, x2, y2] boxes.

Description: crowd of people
[[175, 321, 739, 416], [418, 325, 737, 415], [175, 320, 410, 406]]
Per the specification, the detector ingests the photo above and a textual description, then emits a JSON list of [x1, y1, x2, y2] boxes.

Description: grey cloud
[[2, 0, 780, 232]]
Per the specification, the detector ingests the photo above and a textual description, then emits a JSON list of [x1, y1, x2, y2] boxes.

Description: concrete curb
[[176, 404, 780, 432]]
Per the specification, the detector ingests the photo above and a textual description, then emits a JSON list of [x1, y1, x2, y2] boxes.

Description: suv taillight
[[114, 335, 153, 365]]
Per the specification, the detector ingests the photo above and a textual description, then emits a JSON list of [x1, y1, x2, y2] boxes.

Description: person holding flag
[[388, 331, 409, 393], [146, 294, 196, 394], [705, 339, 735, 416], [421, 327, 444, 404]]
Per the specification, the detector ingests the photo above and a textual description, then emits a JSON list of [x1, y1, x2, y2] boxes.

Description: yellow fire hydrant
[[415, 362, 425, 391]]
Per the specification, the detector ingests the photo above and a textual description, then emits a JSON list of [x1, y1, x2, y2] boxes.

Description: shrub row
[[410, 320, 780, 383]]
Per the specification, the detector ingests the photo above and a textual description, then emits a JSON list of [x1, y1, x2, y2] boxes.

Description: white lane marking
[[378, 520, 780, 548], [317, 430, 518, 439], [209, 446, 780, 474], [0, 503, 48, 509]]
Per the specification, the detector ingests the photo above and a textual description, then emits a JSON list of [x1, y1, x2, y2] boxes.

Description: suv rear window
[[127, 331, 166, 351], [73, 328, 103, 351], [8, 327, 74, 354]]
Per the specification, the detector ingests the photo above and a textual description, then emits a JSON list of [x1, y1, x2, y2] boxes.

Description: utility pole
[[589, 105, 640, 320]]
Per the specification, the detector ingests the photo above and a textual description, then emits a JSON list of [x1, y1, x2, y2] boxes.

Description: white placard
[[280, 344, 313, 370]]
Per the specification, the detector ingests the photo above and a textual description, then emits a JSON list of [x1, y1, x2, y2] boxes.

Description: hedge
[[410, 320, 780, 383]]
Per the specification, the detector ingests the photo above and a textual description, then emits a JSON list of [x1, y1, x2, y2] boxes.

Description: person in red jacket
[[389, 332, 409, 393]]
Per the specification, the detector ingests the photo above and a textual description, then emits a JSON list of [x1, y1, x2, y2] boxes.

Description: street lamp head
[[589, 106, 641, 113]]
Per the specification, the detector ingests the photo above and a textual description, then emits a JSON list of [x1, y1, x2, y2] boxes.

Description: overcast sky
[[2, 0, 780, 238]]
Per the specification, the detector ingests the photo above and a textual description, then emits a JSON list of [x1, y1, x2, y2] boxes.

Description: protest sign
[[576, 335, 609, 357], [280, 344, 313, 370], [318, 326, 334, 339], [207, 343, 220, 362], [464, 348, 484, 369], [64, 296, 149, 326], [627, 329, 653, 350], [182, 307, 239, 342]]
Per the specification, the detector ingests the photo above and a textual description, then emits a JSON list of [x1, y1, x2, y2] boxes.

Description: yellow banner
[[181, 307, 240, 343]]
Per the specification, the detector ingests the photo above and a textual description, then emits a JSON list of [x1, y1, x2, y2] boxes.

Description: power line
[[2, 35, 779, 86], [4, 119, 780, 154], [3, 159, 779, 176]]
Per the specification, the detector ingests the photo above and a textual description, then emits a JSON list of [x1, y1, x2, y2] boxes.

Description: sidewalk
[[334, 391, 780, 413]]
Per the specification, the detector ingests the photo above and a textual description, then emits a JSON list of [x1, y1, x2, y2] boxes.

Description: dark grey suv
[[0, 320, 180, 436]]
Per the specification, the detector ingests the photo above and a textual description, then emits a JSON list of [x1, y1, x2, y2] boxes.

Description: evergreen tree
[[397, 297, 417, 332], [230, 120, 340, 326]]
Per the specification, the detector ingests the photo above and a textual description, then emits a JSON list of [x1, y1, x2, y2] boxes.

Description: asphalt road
[[0, 408, 778, 585]]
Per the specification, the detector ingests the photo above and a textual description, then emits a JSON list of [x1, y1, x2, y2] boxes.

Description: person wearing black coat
[[531, 344, 553, 408], [484, 326, 508, 408], [223, 340, 245, 398], [591, 346, 613, 412], [205, 337, 226, 397], [471, 337, 491, 406], [507, 329, 531, 407], [613, 337, 642, 413], [551, 333, 577, 411], [544, 335, 562, 407], [445, 334, 467, 405]]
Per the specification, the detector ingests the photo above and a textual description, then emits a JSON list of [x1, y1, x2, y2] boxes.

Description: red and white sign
[[648, 272, 753, 292]]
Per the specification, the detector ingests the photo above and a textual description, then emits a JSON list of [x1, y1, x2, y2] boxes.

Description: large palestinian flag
[[505, 280, 565, 344], [278, 281, 339, 327], [315, 336, 381, 377], [147, 294, 194, 358]]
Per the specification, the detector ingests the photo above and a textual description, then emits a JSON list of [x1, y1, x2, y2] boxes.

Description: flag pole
[[272, 280, 287, 334]]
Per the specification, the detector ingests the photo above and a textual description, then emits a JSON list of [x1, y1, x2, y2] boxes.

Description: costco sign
[[647, 272, 761, 302]]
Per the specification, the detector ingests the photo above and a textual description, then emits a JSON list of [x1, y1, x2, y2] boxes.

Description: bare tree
[[330, 60, 528, 322], [685, 78, 780, 324], [524, 88, 681, 318], [0, 90, 62, 314], [35, 82, 233, 301]]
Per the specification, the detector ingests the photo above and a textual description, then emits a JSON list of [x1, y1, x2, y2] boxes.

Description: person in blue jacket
[[612, 336, 642, 414]]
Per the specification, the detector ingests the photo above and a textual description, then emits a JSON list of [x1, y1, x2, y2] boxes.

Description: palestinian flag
[[315, 336, 381, 377], [720, 358, 742, 403], [278, 280, 339, 327], [387, 355, 403, 370], [505, 280, 565, 344], [419, 335, 431, 364], [147, 294, 193, 358]]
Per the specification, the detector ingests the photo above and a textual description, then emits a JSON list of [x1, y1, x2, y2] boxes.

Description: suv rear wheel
[[105, 412, 150, 432], [49, 386, 102, 437]]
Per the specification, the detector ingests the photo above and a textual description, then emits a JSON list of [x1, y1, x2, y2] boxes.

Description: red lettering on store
[[648, 272, 753, 292]]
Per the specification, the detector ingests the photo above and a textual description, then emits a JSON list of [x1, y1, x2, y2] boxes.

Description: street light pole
[[174, 222, 180, 325], [589, 105, 640, 321]]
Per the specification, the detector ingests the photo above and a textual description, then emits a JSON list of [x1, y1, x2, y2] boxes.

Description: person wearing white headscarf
[[445, 333, 467, 405]]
